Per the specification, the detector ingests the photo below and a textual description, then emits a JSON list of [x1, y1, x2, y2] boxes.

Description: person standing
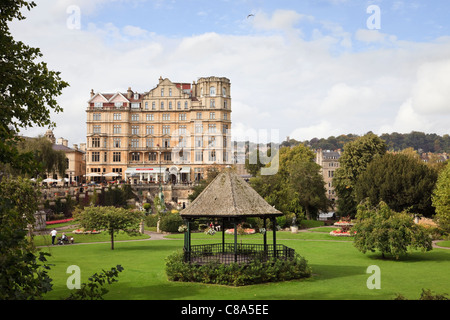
[[51, 228, 57, 245]]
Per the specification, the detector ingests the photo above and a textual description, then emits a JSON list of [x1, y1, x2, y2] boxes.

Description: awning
[[125, 168, 165, 175], [180, 167, 191, 173]]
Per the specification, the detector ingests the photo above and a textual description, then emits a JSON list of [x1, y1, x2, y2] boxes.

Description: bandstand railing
[[184, 243, 295, 264]]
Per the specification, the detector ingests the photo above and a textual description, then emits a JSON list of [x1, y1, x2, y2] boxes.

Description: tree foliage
[[432, 162, 450, 233], [353, 201, 432, 259], [0, 0, 69, 174], [250, 144, 329, 220], [74, 206, 144, 250], [0, 177, 53, 299], [355, 153, 438, 217], [333, 133, 387, 217]]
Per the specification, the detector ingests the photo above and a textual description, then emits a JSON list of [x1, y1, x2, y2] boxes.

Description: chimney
[[90, 89, 95, 98], [127, 87, 133, 99], [73, 144, 78, 150], [79, 143, 86, 152], [159, 76, 163, 84]]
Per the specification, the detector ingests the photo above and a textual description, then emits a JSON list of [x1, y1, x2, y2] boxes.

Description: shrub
[[165, 251, 311, 286], [159, 213, 184, 233]]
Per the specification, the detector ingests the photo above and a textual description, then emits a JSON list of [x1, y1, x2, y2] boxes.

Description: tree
[[245, 147, 272, 176], [355, 153, 438, 217], [333, 133, 387, 217], [74, 206, 144, 250], [353, 201, 432, 259], [0, 1, 69, 174], [251, 144, 328, 220], [432, 162, 450, 233], [0, 177, 53, 299]]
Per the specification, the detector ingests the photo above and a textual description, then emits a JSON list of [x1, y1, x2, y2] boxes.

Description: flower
[[178, 225, 187, 233], [205, 228, 216, 236]]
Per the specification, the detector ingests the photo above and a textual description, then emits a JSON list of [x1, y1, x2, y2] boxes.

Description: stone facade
[[86, 76, 232, 184], [315, 149, 341, 208]]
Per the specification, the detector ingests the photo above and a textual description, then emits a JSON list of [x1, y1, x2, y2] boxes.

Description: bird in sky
[[247, 14, 254, 18]]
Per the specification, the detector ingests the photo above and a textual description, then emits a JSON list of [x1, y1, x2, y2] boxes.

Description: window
[[131, 152, 140, 161], [223, 113, 228, 120], [104, 152, 107, 162], [152, 102, 156, 110], [210, 86, 216, 96], [178, 125, 187, 135], [146, 138, 154, 148], [223, 151, 228, 163], [208, 136, 216, 147], [222, 124, 229, 134], [131, 114, 139, 121], [113, 125, 121, 134], [196, 112, 202, 119], [114, 102, 123, 108], [145, 102, 148, 110], [161, 102, 164, 110], [195, 151, 203, 162], [134, 93, 139, 100], [177, 101, 181, 109], [93, 125, 101, 134], [169, 102, 173, 110], [131, 103, 140, 109], [162, 125, 170, 135], [146, 114, 154, 121], [224, 100, 228, 109], [195, 123, 203, 134], [184, 101, 188, 109], [131, 125, 139, 135], [208, 124, 216, 133], [222, 87, 226, 97], [113, 138, 121, 148], [94, 102, 103, 108], [91, 137, 100, 148], [179, 113, 187, 121], [209, 112, 215, 120], [93, 113, 101, 121], [131, 139, 139, 148], [195, 136, 203, 148], [146, 125, 154, 135], [113, 152, 121, 162], [223, 136, 228, 148], [148, 152, 157, 161], [92, 152, 100, 162], [163, 138, 170, 148], [161, 88, 164, 97], [162, 113, 170, 121], [169, 88, 172, 97], [163, 152, 172, 161], [208, 150, 216, 162], [210, 99, 215, 108], [113, 113, 121, 120]]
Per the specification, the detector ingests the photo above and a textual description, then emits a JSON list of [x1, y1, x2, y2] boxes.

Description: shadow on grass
[[308, 264, 365, 281], [107, 282, 203, 300], [360, 249, 450, 263]]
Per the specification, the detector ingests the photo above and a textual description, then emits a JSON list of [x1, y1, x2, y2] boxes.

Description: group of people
[[50, 229, 74, 245]]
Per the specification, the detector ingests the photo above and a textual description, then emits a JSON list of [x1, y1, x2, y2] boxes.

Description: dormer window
[[134, 93, 139, 100]]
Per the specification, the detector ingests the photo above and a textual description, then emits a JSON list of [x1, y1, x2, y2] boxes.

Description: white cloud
[[10, 1, 450, 145]]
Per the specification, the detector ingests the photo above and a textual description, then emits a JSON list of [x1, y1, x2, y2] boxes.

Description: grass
[[39, 231, 450, 300]]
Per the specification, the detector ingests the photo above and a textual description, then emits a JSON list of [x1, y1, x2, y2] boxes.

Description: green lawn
[[40, 231, 450, 300]]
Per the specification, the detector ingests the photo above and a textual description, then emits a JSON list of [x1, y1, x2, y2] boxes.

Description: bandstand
[[180, 168, 295, 264]]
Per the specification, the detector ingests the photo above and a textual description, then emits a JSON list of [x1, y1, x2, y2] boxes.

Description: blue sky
[[10, 0, 450, 145]]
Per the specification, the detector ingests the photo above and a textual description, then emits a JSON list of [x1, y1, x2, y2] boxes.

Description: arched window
[[210, 86, 216, 96]]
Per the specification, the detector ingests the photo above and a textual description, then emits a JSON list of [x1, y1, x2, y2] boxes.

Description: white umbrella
[[84, 173, 101, 177], [104, 172, 120, 177], [43, 178, 58, 183]]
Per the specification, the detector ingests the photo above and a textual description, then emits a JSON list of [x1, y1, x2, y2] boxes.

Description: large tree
[[333, 133, 387, 217], [354, 153, 438, 217], [74, 206, 145, 250], [0, 0, 69, 174], [353, 201, 432, 259], [251, 144, 329, 220], [432, 162, 450, 233]]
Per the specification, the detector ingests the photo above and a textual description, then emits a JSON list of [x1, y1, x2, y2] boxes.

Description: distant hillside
[[280, 131, 450, 153]]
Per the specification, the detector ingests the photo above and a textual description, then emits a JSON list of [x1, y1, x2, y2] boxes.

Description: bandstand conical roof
[[180, 168, 282, 218]]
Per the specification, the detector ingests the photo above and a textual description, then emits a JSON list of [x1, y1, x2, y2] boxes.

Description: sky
[[9, 0, 450, 146]]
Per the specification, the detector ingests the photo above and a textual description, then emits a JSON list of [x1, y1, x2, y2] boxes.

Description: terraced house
[[86, 76, 232, 184]]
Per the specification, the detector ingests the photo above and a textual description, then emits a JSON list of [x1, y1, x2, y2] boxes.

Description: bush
[[159, 213, 184, 233], [165, 251, 312, 286]]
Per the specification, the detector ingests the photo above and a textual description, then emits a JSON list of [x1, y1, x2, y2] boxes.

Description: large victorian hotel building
[[86, 76, 232, 184]]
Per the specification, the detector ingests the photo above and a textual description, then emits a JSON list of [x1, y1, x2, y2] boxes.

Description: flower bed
[[46, 218, 74, 225], [225, 228, 256, 235], [330, 229, 356, 237], [73, 229, 101, 234]]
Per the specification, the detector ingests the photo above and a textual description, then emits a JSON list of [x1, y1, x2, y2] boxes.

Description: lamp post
[[157, 144, 164, 204]]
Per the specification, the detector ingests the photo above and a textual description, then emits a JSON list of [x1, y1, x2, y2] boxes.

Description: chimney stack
[[127, 87, 133, 99], [90, 89, 95, 98]]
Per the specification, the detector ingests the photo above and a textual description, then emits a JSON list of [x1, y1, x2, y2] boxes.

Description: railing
[[184, 243, 295, 264]]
